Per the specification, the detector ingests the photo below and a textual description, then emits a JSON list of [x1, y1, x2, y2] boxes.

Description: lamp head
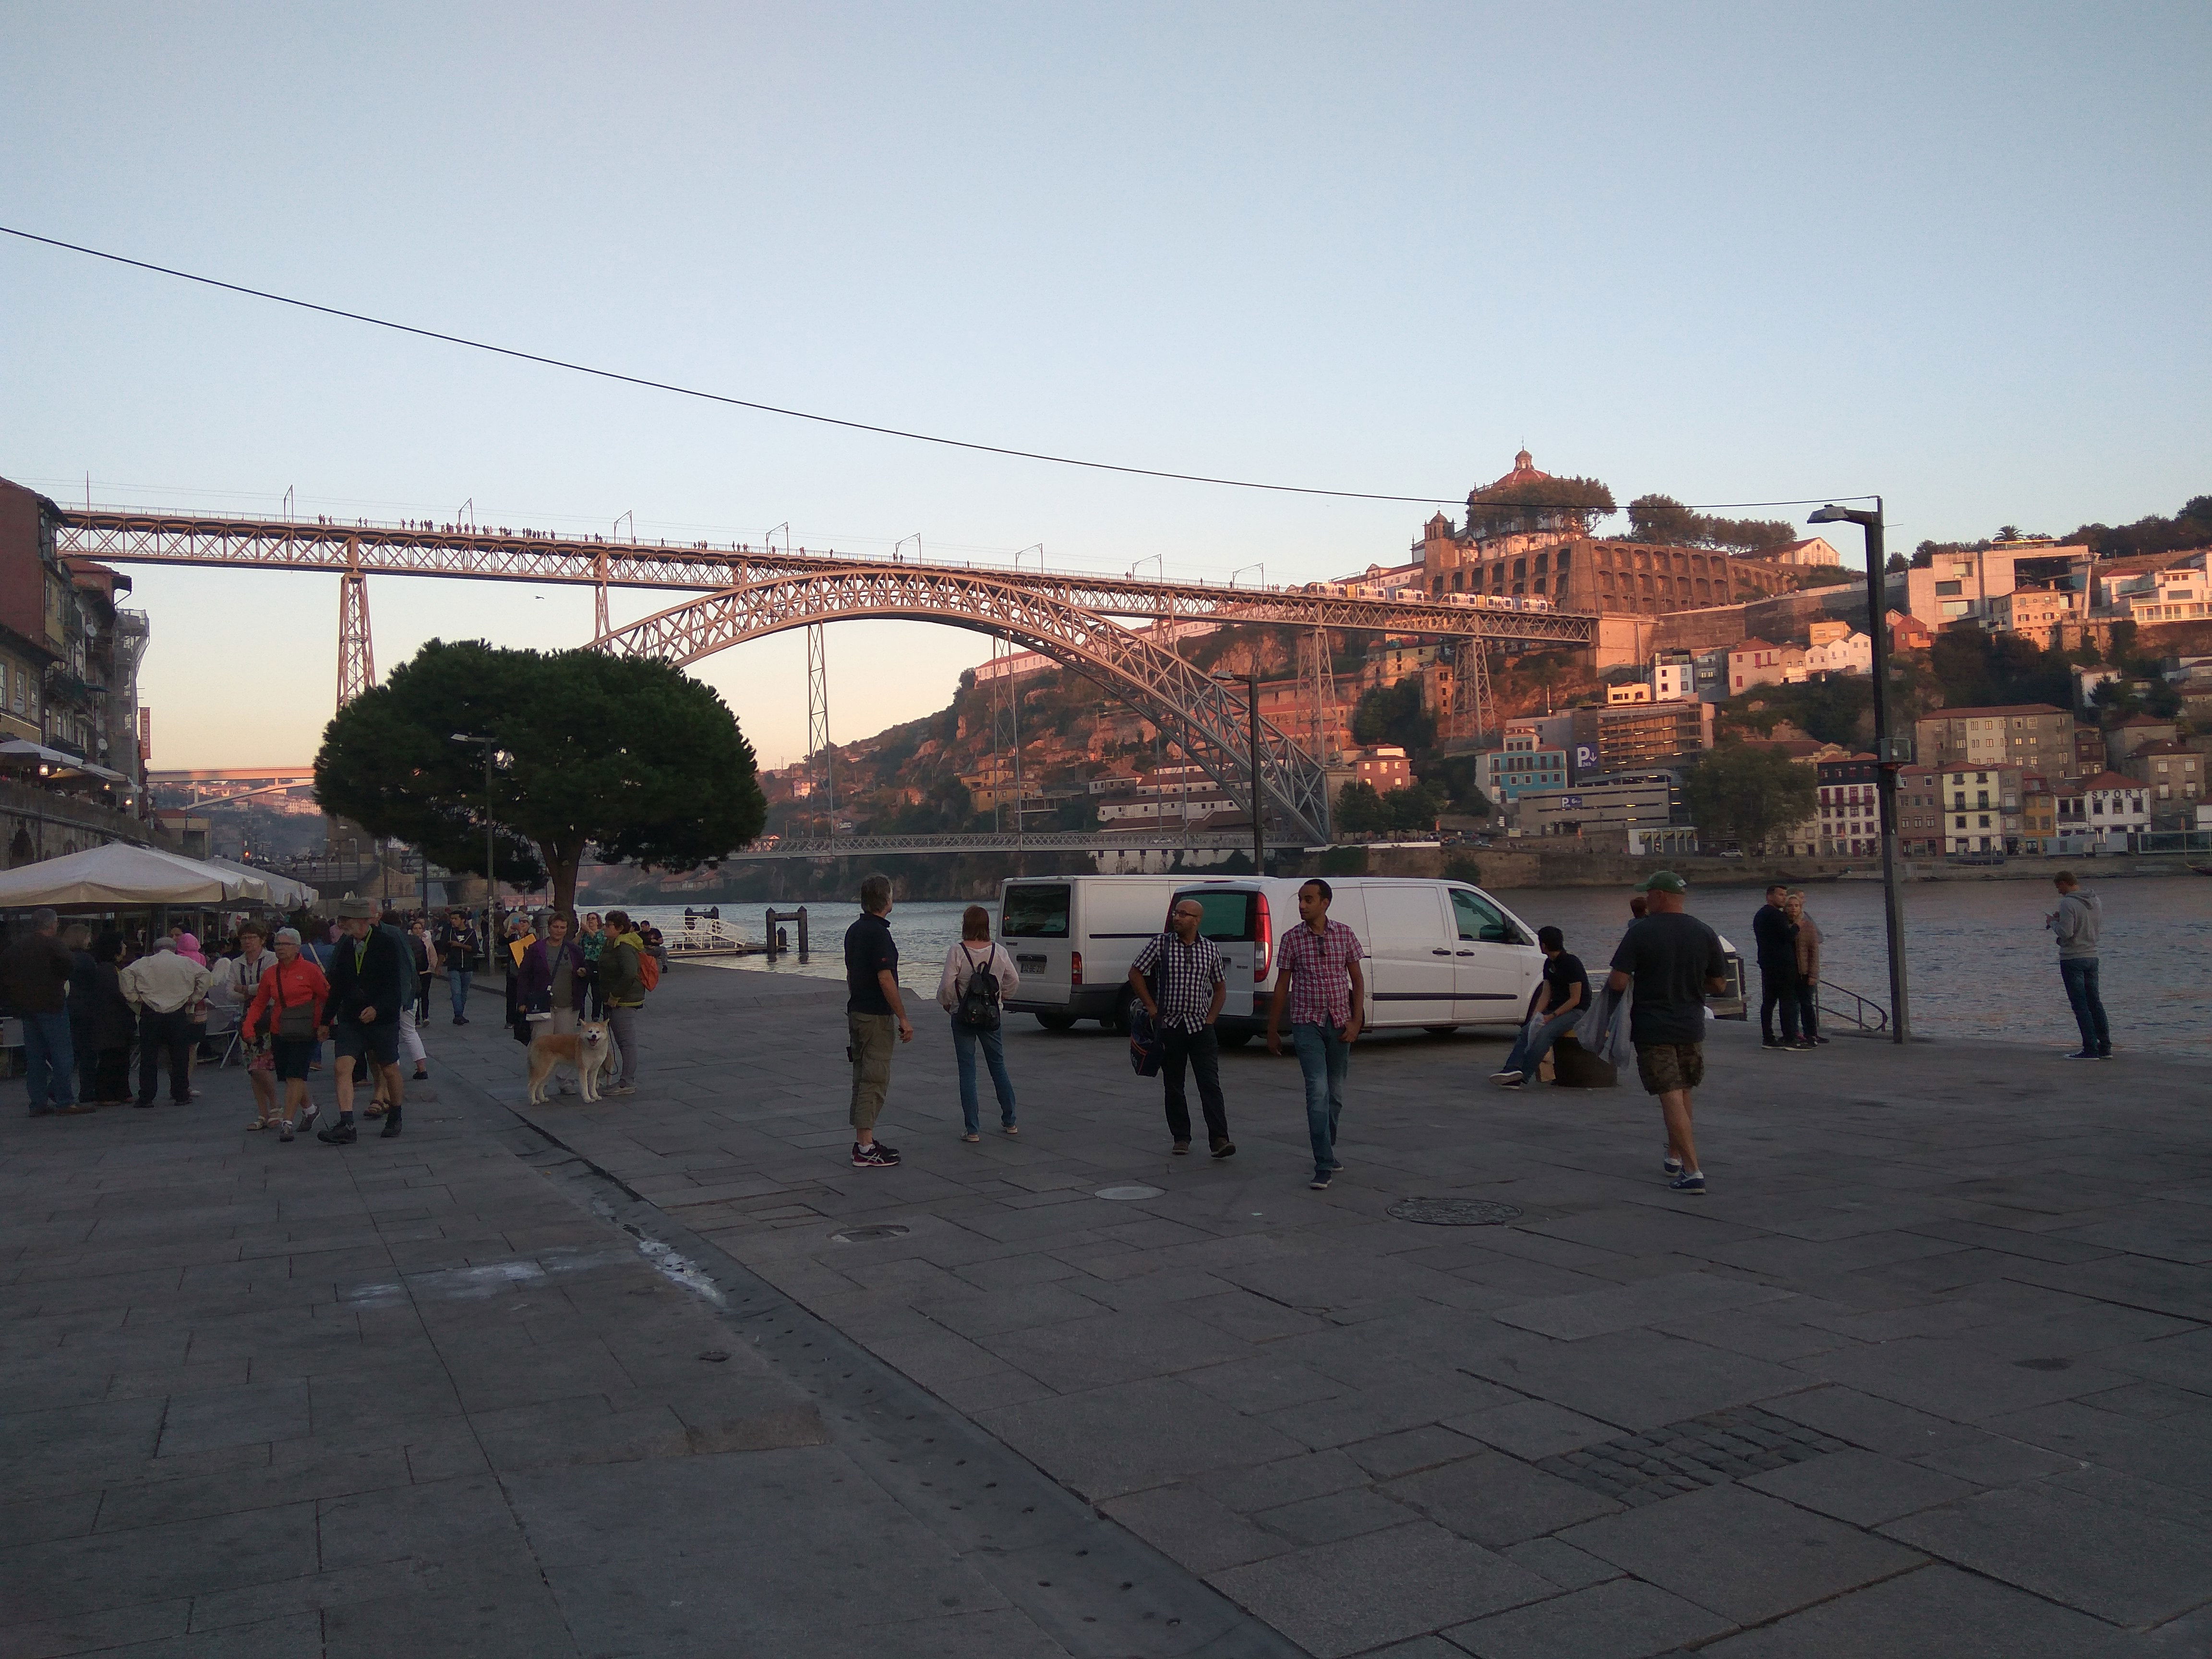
[[1807, 505, 1850, 525]]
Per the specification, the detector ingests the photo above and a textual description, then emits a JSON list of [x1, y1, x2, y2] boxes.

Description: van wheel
[[1034, 1012, 1078, 1032], [1423, 1024, 1460, 1037], [1102, 990, 1141, 1035]]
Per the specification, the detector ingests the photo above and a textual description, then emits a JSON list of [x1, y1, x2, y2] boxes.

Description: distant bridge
[[721, 829, 1288, 861], [49, 500, 1603, 845]]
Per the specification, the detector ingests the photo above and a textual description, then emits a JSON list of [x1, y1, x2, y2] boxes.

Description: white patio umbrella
[[203, 858, 316, 909], [0, 843, 270, 908]]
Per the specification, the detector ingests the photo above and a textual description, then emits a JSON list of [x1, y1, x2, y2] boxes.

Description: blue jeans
[[2060, 957, 2109, 1054], [1503, 1008, 1582, 1079], [1291, 1022, 1350, 1176], [22, 1011, 75, 1110], [951, 1019, 1016, 1133], [450, 969, 472, 1019]]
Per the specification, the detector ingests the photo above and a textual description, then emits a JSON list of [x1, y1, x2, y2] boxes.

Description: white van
[[997, 874, 1235, 1031], [1161, 877, 1548, 1044]]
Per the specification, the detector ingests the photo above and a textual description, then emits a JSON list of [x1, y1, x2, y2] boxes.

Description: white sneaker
[[1490, 1069, 1525, 1084]]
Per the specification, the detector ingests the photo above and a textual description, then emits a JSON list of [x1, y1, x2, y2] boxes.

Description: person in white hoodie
[[936, 905, 1021, 1142], [2045, 871, 2110, 1059]]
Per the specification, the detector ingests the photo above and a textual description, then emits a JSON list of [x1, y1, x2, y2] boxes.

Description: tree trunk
[[543, 840, 583, 926]]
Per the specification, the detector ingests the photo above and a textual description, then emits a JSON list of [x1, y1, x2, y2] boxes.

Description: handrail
[[1815, 978, 1890, 1032]]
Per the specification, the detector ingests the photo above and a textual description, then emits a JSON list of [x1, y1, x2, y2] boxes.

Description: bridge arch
[[594, 564, 1332, 842]]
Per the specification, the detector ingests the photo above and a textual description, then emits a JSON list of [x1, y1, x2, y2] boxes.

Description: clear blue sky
[[3, 2, 2205, 770]]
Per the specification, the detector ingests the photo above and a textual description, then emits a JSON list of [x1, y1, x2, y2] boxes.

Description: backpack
[[636, 944, 661, 992], [953, 944, 1001, 1031]]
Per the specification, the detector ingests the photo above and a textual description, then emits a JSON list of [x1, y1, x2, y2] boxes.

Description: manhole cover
[[830, 1224, 911, 1244], [1388, 1197, 1521, 1226], [1095, 1185, 1165, 1202]]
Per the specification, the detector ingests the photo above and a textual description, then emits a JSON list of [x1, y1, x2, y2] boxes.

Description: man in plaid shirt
[[1129, 898, 1236, 1158], [1267, 878, 1366, 1190]]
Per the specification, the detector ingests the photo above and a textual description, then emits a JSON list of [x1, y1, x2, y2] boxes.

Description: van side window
[[1453, 889, 1512, 945]]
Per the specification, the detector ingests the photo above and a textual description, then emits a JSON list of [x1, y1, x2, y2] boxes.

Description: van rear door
[[1000, 882, 1072, 1008], [1360, 884, 1458, 1027], [1174, 887, 1258, 1007]]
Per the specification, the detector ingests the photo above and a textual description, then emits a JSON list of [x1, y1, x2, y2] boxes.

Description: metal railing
[[1815, 978, 1890, 1033]]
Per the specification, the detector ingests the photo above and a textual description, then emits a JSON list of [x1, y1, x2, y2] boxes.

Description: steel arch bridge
[[598, 564, 1340, 843]]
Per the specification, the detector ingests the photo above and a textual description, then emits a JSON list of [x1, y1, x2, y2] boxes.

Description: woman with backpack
[[935, 904, 1021, 1142]]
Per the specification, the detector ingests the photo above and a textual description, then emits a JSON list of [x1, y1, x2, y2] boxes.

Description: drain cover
[[1388, 1197, 1521, 1226], [1095, 1185, 1165, 1201], [830, 1224, 911, 1243]]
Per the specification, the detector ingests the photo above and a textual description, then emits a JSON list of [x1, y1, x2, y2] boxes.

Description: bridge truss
[[50, 506, 1602, 846]]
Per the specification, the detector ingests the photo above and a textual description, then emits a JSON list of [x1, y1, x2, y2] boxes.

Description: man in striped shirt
[[1129, 899, 1235, 1159], [1267, 878, 1366, 1190]]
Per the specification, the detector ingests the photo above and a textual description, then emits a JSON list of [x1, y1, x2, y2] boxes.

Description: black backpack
[[953, 944, 1002, 1031]]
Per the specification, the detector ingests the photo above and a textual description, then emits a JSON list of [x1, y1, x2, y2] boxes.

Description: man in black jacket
[[1751, 884, 1803, 1051], [318, 896, 413, 1143]]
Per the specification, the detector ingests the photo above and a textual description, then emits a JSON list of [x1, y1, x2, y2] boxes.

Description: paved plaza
[[4, 961, 2210, 1657]]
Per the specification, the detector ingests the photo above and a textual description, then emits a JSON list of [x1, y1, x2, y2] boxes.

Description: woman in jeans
[[935, 905, 1021, 1142]]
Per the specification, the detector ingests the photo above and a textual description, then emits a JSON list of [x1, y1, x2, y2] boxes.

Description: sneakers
[[317, 1121, 358, 1145], [1791, 1039, 1819, 1050], [1663, 1153, 1683, 1176], [1761, 1039, 1797, 1051], [607, 1084, 636, 1097], [1309, 1173, 1332, 1190], [1171, 1140, 1191, 1155], [379, 1106, 403, 1139], [297, 1103, 320, 1133], [1490, 1069, 1525, 1085], [2065, 1049, 2099, 1060], [1210, 1137, 1236, 1159], [1670, 1170, 1706, 1193], [851, 1141, 901, 1168], [453, 1015, 469, 1026], [278, 1122, 295, 1142]]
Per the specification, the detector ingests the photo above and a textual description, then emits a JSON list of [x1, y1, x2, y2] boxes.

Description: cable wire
[[2, 224, 1873, 513]]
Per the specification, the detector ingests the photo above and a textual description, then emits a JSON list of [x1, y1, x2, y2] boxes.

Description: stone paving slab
[[454, 959, 2212, 1653]]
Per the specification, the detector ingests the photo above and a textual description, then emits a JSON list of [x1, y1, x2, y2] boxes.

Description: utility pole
[[1810, 499, 1910, 1042]]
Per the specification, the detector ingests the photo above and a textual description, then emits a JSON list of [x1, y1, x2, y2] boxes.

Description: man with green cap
[[1607, 871, 1728, 1192]]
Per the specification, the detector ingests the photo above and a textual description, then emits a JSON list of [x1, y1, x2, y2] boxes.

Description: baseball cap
[[1635, 870, 1688, 894]]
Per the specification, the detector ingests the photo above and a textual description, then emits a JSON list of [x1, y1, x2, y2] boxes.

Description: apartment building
[[1727, 639, 1804, 695], [1895, 765, 1942, 854], [1936, 765, 2024, 855], [1575, 698, 1716, 774], [1815, 754, 1883, 858], [2066, 772, 2151, 852], [2124, 740, 2206, 826], [1989, 587, 2080, 648], [1802, 622, 1872, 676], [1913, 704, 2073, 774], [1477, 724, 1570, 804]]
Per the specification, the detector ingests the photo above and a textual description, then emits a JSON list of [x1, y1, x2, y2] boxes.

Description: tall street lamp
[[451, 733, 497, 951], [1807, 500, 1911, 1042]]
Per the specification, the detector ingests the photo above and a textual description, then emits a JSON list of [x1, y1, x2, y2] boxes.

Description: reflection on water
[[667, 875, 2212, 1056]]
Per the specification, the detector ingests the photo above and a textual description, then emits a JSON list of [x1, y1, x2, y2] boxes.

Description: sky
[[2, 1, 2206, 771]]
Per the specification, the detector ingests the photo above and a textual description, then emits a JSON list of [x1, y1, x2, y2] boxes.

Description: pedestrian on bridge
[[937, 905, 1020, 1142]]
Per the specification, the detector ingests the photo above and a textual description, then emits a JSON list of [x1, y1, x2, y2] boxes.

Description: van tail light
[[1070, 950, 1082, 987], [1253, 895, 1273, 982]]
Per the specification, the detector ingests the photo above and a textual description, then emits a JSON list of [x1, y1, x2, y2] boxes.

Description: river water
[[658, 874, 2211, 1057]]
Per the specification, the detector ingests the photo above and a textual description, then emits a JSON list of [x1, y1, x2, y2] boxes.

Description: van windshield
[[1001, 884, 1071, 938], [1174, 890, 1254, 942]]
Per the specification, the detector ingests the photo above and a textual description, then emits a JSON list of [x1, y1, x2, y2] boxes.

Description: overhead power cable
[[2, 224, 1872, 513]]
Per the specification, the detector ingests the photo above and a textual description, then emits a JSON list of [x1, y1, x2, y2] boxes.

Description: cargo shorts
[[1634, 1041, 1705, 1096], [847, 1012, 896, 1131]]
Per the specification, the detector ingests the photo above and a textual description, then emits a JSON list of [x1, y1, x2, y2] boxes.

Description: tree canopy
[[1927, 630, 2071, 712], [1464, 474, 1616, 540], [313, 639, 767, 918], [1683, 744, 1816, 854], [1335, 780, 1443, 837], [1723, 677, 1875, 748], [1626, 494, 1797, 553], [1351, 679, 1436, 751]]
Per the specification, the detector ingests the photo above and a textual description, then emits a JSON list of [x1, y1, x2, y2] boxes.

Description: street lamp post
[[1808, 500, 1911, 1043], [451, 733, 496, 953]]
